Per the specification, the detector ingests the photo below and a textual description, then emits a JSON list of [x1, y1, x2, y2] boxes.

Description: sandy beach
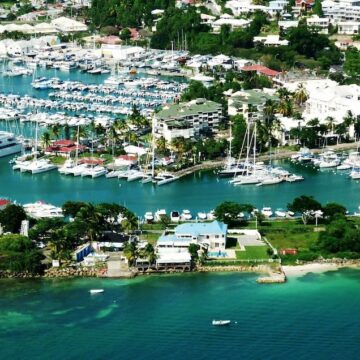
[[282, 263, 345, 276], [282, 261, 360, 276]]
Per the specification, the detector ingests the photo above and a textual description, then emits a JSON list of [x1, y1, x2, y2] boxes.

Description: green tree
[[0, 204, 27, 233], [123, 241, 139, 266], [214, 201, 253, 227]]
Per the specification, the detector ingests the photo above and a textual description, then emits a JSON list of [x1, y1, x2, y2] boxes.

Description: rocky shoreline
[[1, 259, 359, 280]]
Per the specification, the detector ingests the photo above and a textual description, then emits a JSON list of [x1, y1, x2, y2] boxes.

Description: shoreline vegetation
[[1, 196, 360, 284], [2, 260, 360, 283]]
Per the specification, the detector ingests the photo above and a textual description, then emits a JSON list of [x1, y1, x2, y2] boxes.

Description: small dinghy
[[212, 320, 231, 326], [90, 289, 104, 294]]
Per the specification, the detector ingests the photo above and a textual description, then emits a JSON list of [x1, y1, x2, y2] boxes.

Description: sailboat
[[218, 121, 247, 177]]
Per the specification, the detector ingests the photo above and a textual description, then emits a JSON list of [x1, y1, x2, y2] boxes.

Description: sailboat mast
[[253, 122, 257, 174], [151, 117, 155, 177], [229, 120, 232, 161], [75, 125, 80, 165]]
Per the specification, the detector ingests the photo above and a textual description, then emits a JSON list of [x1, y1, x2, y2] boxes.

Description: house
[[211, 18, 251, 33], [45, 139, 86, 157], [114, 154, 137, 167], [253, 35, 289, 47], [226, 0, 267, 15], [73, 243, 92, 262], [154, 99, 223, 141], [279, 248, 298, 255], [306, 15, 330, 33], [338, 21, 360, 34], [268, 0, 289, 16], [157, 220, 228, 251], [92, 231, 131, 252], [278, 20, 299, 31], [240, 64, 282, 78], [51, 17, 87, 33]]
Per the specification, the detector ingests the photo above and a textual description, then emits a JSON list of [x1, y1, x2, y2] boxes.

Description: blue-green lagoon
[[1, 269, 360, 359]]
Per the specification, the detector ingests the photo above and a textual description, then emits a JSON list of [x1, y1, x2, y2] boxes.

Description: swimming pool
[[207, 251, 228, 258]]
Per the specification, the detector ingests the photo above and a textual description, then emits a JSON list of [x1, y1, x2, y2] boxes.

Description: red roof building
[[241, 65, 281, 78], [279, 248, 298, 256], [0, 199, 10, 209], [295, 0, 315, 8], [46, 140, 86, 157]]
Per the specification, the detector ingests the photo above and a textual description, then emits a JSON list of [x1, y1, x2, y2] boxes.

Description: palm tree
[[293, 83, 309, 107], [76, 204, 104, 243], [326, 116, 335, 134], [277, 100, 293, 117], [51, 124, 61, 139], [123, 241, 139, 267], [276, 88, 292, 101], [141, 243, 157, 266], [41, 131, 51, 150], [156, 136, 167, 154]]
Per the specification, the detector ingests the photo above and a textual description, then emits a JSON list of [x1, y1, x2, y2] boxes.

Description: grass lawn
[[265, 231, 319, 251], [236, 246, 270, 260], [139, 232, 159, 246]]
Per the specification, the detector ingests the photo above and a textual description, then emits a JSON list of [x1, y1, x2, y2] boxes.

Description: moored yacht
[[153, 172, 179, 186], [0, 131, 23, 158]]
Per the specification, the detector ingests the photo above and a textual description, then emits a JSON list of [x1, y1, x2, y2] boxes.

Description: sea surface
[[1, 68, 360, 214], [0, 154, 359, 215], [0, 269, 360, 359]]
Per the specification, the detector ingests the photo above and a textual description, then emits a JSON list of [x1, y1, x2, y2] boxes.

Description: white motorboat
[[286, 175, 304, 182], [350, 169, 360, 179], [155, 209, 167, 222], [275, 209, 286, 218], [257, 177, 283, 186], [144, 212, 154, 222], [0, 131, 23, 158], [81, 165, 107, 178], [106, 170, 120, 178], [212, 320, 231, 326], [23, 201, 63, 219], [197, 212, 207, 220], [170, 211, 180, 222], [233, 175, 261, 185], [71, 164, 91, 176], [127, 170, 145, 182], [59, 159, 76, 175], [23, 159, 57, 174], [89, 289, 104, 294], [261, 207, 273, 218], [154, 172, 179, 186], [337, 164, 351, 170], [181, 209, 192, 221]]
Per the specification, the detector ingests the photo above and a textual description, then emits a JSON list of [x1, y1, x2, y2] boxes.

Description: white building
[[306, 15, 330, 33], [285, 80, 360, 134], [51, 17, 87, 33], [157, 221, 228, 251], [101, 45, 145, 60], [338, 21, 360, 34], [211, 18, 251, 32], [154, 99, 223, 141], [225, 0, 267, 15], [254, 34, 289, 46]]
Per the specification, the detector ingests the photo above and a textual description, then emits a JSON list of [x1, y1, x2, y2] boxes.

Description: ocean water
[[1, 68, 360, 214], [0, 155, 360, 215], [0, 269, 359, 360]]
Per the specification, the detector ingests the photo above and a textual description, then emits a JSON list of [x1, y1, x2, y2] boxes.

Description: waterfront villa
[[154, 99, 223, 141], [157, 220, 228, 251]]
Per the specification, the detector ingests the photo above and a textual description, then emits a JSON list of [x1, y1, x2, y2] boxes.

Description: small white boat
[[197, 212, 207, 220], [90, 289, 104, 294], [337, 164, 351, 170], [212, 320, 231, 326], [261, 207, 273, 218]]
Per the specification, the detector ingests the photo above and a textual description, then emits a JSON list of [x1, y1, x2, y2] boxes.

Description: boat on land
[[90, 289, 104, 294], [212, 320, 231, 326]]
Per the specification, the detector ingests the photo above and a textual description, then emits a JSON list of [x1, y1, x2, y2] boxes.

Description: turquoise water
[[1, 68, 360, 214], [0, 270, 360, 359], [1, 155, 360, 215]]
